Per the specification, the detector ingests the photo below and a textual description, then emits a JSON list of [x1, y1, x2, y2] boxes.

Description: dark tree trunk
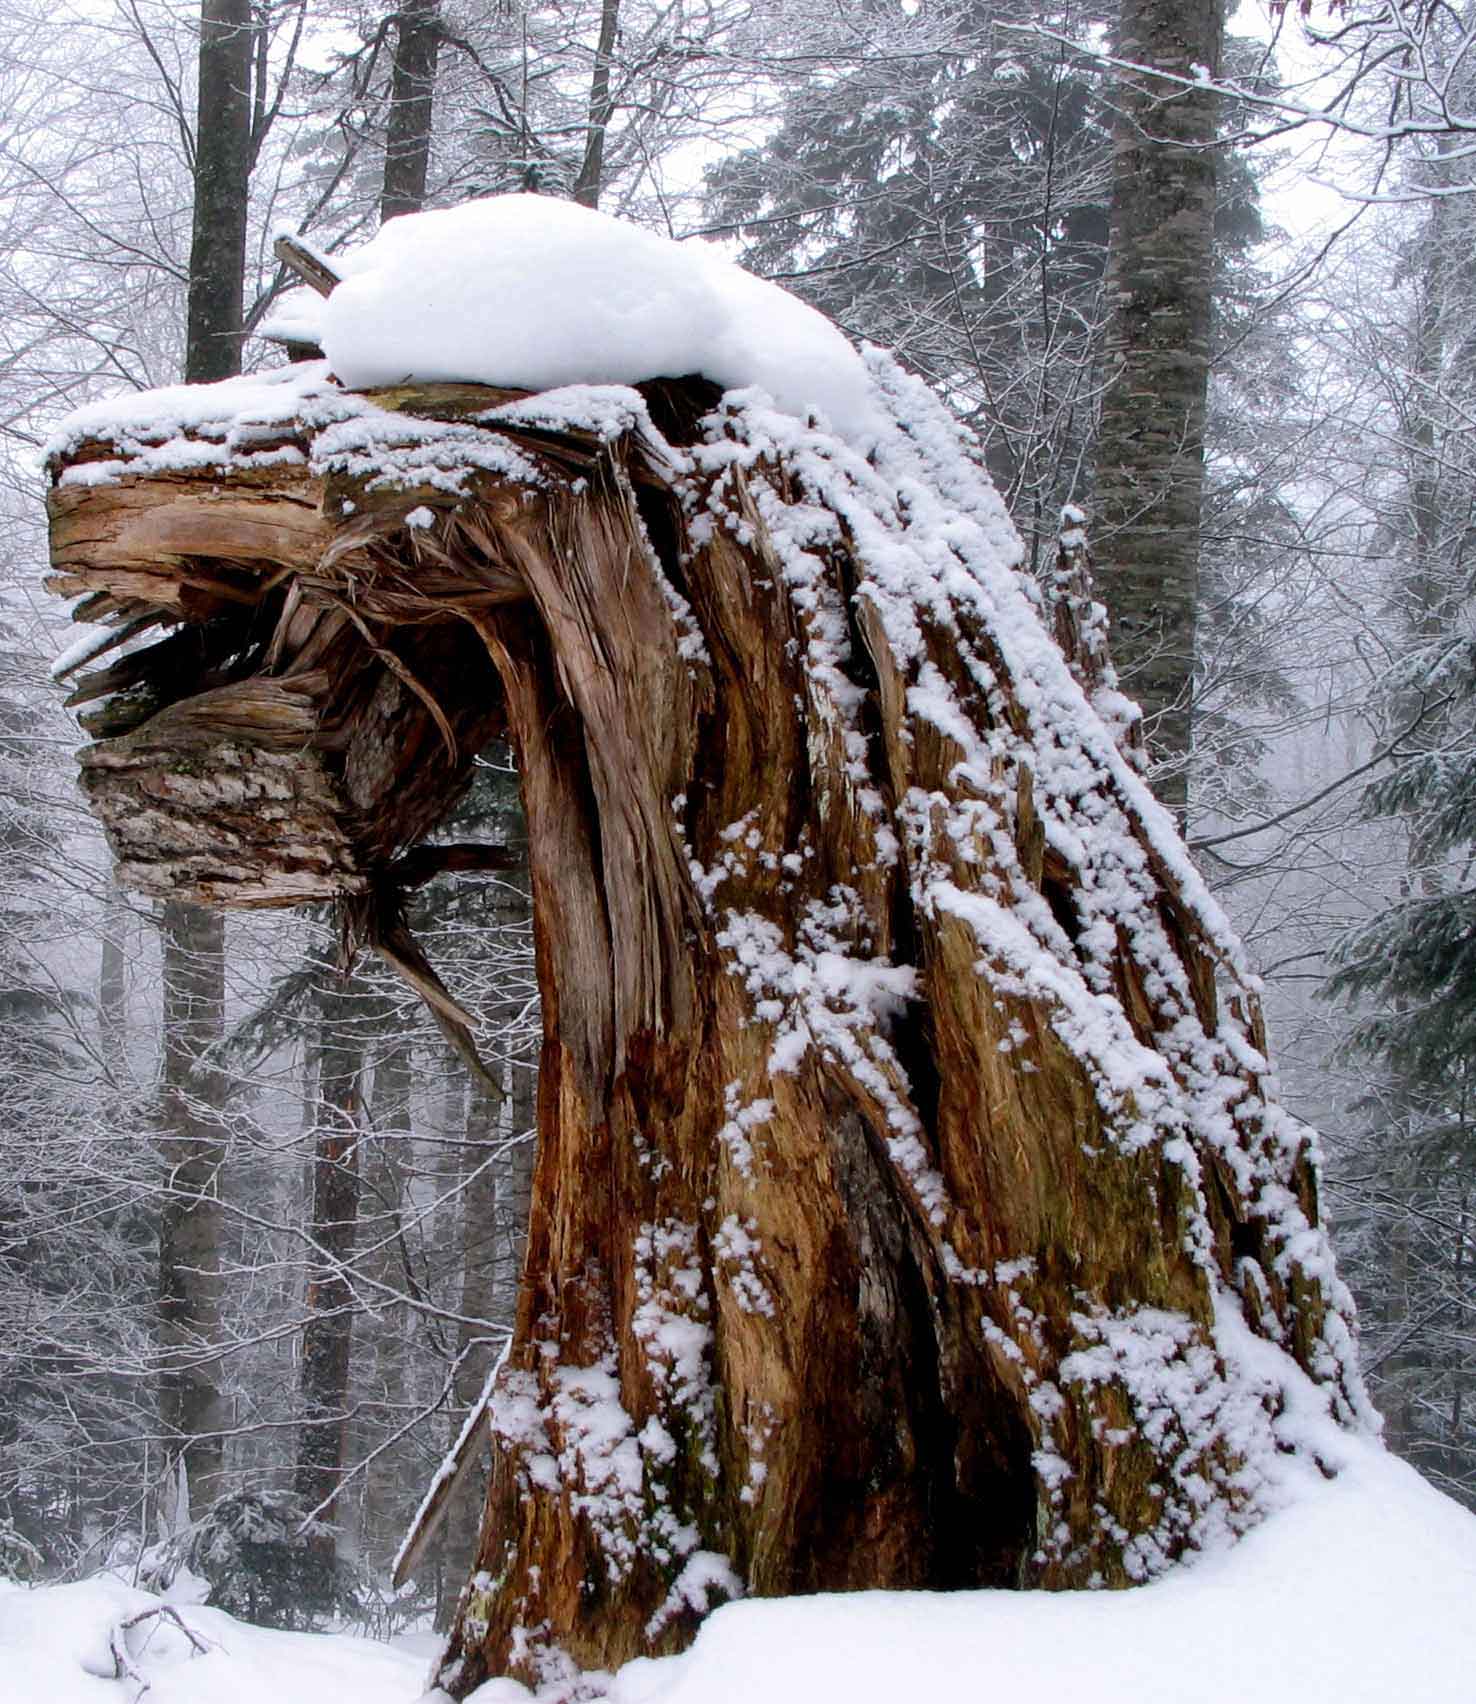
[[157, 898, 228, 1510], [572, 0, 620, 209], [156, 0, 256, 1510], [49, 365, 1368, 1694], [355, 1029, 417, 1563], [1091, 0, 1225, 816], [99, 908, 127, 1076], [381, 0, 441, 224], [294, 972, 364, 1540], [186, 0, 253, 383], [437, 1073, 504, 1626]]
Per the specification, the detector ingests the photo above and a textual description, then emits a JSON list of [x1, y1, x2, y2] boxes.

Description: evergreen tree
[[1326, 631, 1475, 1503], [1324, 179, 1476, 1504], [705, 1, 1113, 570], [1331, 642, 1476, 1106]]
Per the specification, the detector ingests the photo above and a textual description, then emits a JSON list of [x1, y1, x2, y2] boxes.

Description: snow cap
[[318, 194, 882, 444]]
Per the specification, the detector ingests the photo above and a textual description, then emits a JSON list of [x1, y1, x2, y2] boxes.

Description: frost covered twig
[[106, 1605, 212, 1701]]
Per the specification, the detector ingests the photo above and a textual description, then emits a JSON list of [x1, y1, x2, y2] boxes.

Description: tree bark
[[1091, 0, 1225, 816], [294, 969, 364, 1545], [572, 0, 620, 209], [48, 367, 1368, 1694], [186, 0, 254, 383], [381, 0, 441, 224], [99, 905, 127, 1077], [354, 1028, 417, 1566], [157, 898, 229, 1511], [437, 1073, 504, 1627], [155, 0, 256, 1513]]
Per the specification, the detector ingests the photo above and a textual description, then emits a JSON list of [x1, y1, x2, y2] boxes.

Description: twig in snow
[[107, 1605, 212, 1701]]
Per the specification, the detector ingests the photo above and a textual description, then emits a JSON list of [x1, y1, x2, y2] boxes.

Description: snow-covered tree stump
[[47, 348, 1368, 1695]]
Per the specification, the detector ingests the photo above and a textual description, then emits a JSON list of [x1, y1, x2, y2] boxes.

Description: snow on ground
[[0, 1571, 422, 1703], [6, 1435, 1475, 1704], [598, 1434, 1476, 1704]]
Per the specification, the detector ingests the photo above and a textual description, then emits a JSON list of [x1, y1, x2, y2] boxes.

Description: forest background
[[0, 0, 1471, 1634]]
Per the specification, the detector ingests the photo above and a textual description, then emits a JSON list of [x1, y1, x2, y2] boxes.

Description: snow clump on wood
[[313, 194, 883, 444]]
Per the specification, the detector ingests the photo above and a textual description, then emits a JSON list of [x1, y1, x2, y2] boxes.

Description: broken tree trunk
[[46, 353, 1368, 1695]]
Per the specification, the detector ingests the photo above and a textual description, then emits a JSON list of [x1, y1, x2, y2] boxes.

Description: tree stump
[[46, 354, 1369, 1696]]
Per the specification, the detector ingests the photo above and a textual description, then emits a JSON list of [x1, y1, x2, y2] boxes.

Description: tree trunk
[[48, 361, 1369, 1694], [1091, 0, 1224, 816], [381, 0, 441, 224], [438, 441, 1340, 1689], [355, 1028, 418, 1566], [294, 968, 364, 1545], [572, 0, 620, 209], [99, 904, 127, 1077], [437, 1073, 504, 1628], [186, 0, 253, 383], [157, 898, 228, 1511], [154, 0, 256, 1513]]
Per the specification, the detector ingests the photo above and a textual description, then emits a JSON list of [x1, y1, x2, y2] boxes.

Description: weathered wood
[[47, 439, 516, 907], [273, 234, 342, 298], [78, 677, 363, 907], [45, 368, 1367, 1698], [48, 467, 327, 634]]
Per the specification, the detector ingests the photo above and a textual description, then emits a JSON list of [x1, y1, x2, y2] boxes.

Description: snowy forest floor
[[5, 1428, 1474, 1704]]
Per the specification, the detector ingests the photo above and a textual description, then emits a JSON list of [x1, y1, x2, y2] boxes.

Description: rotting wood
[[45, 368, 1369, 1696]]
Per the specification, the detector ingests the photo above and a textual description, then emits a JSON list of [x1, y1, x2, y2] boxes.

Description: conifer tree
[[1324, 179, 1476, 1504], [705, 1, 1113, 570]]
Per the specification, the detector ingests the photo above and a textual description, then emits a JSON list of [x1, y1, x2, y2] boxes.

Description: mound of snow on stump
[[304, 195, 881, 442]]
